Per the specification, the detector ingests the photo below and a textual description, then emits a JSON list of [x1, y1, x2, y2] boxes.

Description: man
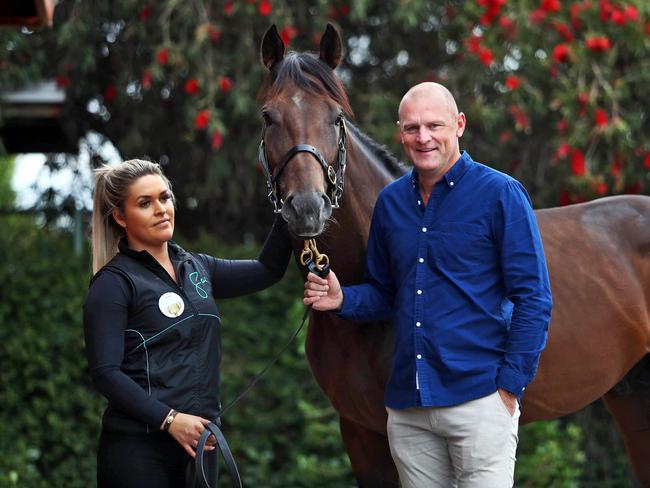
[[304, 82, 552, 487]]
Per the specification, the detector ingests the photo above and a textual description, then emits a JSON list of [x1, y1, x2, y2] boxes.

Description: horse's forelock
[[259, 52, 354, 117]]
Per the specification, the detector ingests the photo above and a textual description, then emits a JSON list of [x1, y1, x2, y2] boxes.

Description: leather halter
[[258, 114, 347, 213]]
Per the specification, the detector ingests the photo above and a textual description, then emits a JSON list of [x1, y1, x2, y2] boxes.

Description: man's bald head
[[398, 82, 459, 122]]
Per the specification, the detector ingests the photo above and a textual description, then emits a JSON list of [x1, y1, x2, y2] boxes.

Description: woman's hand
[[303, 270, 343, 311], [167, 412, 215, 458]]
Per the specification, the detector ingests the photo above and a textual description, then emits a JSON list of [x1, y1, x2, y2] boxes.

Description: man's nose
[[415, 127, 430, 142]]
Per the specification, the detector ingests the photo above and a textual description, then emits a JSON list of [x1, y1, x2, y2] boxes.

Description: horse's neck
[[323, 129, 401, 282]]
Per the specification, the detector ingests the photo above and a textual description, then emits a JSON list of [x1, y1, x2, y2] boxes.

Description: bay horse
[[258, 24, 650, 486]]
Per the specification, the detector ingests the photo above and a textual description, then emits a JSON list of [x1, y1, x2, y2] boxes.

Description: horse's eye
[[262, 112, 273, 126]]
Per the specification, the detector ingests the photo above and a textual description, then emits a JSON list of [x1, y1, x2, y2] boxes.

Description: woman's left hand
[[167, 412, 216, 458]]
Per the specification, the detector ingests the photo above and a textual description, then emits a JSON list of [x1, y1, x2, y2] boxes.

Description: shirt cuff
[[336, 286, 356, 320], [496, 367, 528, 397]]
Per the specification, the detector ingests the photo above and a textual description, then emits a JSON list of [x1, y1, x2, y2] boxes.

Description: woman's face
[[112, 174, 175, 251]]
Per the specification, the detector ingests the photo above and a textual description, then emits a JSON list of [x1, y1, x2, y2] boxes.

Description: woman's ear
[[112, 208, 126, 228]]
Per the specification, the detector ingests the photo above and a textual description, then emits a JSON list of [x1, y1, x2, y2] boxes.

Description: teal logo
[[189, 272, 209, 298]]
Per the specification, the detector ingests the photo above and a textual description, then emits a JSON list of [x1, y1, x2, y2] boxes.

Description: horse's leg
[[339, 416, 399, 488], [602, 388, 650, 486]]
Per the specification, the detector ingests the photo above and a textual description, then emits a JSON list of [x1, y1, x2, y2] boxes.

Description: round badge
[[158, 292, 185, 318]]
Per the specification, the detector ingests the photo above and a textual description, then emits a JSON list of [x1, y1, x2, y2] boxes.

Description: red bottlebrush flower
[[553, 22, 574, 42], [599, 0, 614, 22], [224, 1, 233, 16], [556, 119, 569, 133], [478, 47, 494, 66], [551, 43, 571, 63], [219, 76, 233, 92], [466, 35, 483, 54], [644, 153, 650, 170], [586, 36, 611, 52], [156, 48, 169, 65], [594, 108, 608, 127], [540, 0, 561, 13], [338, 4, 351, 16], [571, 149, 586, 176], [593, 181, 608, 195], [624, 5, 639, 22], [577, 91, 589, 105], [104, 85, 116, 102], [211, 129, 224, 150], [610, 9, 626, 25], [505, 75, 520, 90], [139, 5, 151, 21], [280, 25, 299, 45], [208, 26, 221, 43], [184, 79, 199, 95], [529, 9, 547, 23], [55, 75, 71, 88], [646, 22, 650, 35], [556, 142, 572, 158], [258, 0, 272, 16], [195, 109, 210, 130], [142, 70, 152, 90], [508, 104, 530, 131], [499, 130, 513, 143]]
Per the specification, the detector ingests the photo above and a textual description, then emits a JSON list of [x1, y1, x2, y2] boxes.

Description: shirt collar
[[409, 150, 473, 190]]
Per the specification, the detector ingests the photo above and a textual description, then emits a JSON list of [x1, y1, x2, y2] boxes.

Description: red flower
[[211, 129, 224, 150], [508, 104, 530, 131], [593, 181, 608, 196], [553, 22, 574, 42], [55, 75, 71, 88], [184, 79, 199, 95], [571, 149, 586, 176], [280, 25, 299, 45], [577, 91, 590, 105], [624, 5, 639, 22], [529, 9, 547, 23], [478, 47, 494, 66], [338, 4, 350, 15], [551, 43, 571, 63], [195, 109, 210, 130], [646, 22, 650, 35], [156, 48, 169, 65], [586, 36, 611, 52], [644, 153, 650, 170], [219, 76, 233, 92], [540, 0, 561, 13], [499, 130, 513, 143], [556, 119, 569, 133], [142, 70, 152, 90], [104, 85, 116, 102], [556, 142, 572, 159], [139, 5, 151, 21], [224, 1, 233, 16], [599, 0, 614, 22], [258, 0, 272, 16], [594, 108, 608, 127], [505, 75, 520, 90], [466, 35, 483, 54], [207, 26, 221, 43], [610, 9, 626, 25]]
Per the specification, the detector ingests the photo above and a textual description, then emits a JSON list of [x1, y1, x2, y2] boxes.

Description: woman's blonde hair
[[91, 159, 173, 274]]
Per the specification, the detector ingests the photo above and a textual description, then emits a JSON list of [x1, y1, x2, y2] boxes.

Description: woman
[[83, 159, 292, 487]]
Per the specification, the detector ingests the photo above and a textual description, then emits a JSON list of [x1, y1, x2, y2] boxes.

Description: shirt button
[[422, 227, 427, 232], [418, 200, 421, 205], [417, 289, 422, 295], [450, 181, 455, 187], [417, 354, 422, 359], [418, 258, 424, 263], [416, 322, 421, 327]]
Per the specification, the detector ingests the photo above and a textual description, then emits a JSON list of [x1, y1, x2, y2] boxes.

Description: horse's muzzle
[[280, 191, 332, 238]]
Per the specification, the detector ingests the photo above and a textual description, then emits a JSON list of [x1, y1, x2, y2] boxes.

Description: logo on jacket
[[158, 292, 185, 318], [189, 272, 209, 298]]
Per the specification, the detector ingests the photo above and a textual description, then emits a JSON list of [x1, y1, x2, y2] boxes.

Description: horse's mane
[[259, 51, 406, 178]]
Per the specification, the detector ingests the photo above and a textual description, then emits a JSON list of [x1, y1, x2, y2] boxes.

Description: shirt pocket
[[428, 222, 494, 273]]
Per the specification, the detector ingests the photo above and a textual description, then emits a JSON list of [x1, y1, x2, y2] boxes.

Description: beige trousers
[[386, 391, 519, 488]]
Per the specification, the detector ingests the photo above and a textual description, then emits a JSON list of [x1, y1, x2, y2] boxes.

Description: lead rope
[[195, 240, 330, 488]]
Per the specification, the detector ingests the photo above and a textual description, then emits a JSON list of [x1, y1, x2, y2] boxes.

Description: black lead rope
[[194, 261, 330, 488]]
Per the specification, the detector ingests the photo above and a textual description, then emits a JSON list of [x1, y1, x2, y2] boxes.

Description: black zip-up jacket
[[83, 219, 292, 433]]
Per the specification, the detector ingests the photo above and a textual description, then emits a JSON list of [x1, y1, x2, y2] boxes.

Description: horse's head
[[258, 24, 352, 239]]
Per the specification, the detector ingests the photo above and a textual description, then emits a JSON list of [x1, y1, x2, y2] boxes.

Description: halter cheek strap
[[258, 115, 347, 213]]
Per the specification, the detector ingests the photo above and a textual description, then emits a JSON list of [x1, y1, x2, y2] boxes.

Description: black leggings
[[97, 429, 217, 488]]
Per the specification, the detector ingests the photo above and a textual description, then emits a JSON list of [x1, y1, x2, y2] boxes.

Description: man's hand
[[303, 270, 343, 311], [497, 388, 518, 416]]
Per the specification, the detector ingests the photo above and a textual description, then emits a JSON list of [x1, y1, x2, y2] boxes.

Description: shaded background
[[1, 0, 648, 486]]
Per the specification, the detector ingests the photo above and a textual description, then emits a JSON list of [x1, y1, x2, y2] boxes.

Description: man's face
[[398, 90, 465, 179]]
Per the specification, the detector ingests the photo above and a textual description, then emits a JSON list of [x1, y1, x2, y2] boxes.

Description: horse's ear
[[261, 24, 285, 70], [319, 23, 342, 70]]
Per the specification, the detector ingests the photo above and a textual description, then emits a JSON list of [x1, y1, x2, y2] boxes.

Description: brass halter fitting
[[300, 239, 329, 272]]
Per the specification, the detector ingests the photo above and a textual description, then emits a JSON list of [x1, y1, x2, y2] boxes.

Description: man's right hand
[[303, 270, 343, 311]]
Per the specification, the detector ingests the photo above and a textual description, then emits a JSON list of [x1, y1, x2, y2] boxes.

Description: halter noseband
[[258, 114, 347, 213]]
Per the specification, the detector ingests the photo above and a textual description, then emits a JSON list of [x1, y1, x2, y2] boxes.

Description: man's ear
[[456, 112, 467, 138], [112, 208, 126, 228]]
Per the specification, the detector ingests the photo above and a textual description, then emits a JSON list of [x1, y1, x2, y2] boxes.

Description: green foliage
[[0, 156, 15, 207], [516, 420, 585, 487]]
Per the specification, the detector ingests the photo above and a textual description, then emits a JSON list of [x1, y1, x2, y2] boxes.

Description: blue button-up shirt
[[338, 151, 552, 409]]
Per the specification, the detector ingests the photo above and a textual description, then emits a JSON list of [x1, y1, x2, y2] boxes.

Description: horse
[[257, 24, 650, 487]]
